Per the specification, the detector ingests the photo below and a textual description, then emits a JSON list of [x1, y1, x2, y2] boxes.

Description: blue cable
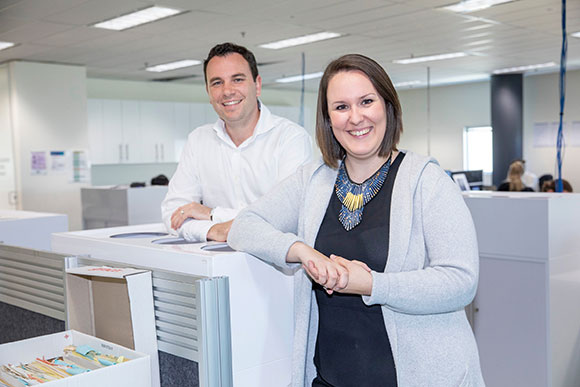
[[556, 0, 567, 192]]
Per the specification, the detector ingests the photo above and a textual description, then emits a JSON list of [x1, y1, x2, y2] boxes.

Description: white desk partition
[[0, 210, 68, 250], [51, 224, 294, 387], [463, 191, 580, 387], [81, 185, 167, 229]]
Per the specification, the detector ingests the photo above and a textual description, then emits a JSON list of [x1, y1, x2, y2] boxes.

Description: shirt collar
[[212, 100, 276, 148]]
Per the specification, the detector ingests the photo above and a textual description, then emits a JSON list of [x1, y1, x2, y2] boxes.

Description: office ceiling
[[0, 0, 579, 90]]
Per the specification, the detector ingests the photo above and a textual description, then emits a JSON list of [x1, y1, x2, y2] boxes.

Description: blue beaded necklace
[[335, 156, 392, 231]]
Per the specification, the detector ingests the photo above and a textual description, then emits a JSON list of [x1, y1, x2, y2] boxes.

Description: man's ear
[[255, 75, 262, 97]]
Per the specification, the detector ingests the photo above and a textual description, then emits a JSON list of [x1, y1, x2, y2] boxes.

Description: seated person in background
[[519, 159, 539, 191], [541, 179, 573, 193], [538, 174, 553, 193], [497, 160, 534, 192], [161, 42, 312, 242]]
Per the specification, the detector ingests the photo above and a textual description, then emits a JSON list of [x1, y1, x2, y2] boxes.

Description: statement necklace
[[335, 157, 392, 231]]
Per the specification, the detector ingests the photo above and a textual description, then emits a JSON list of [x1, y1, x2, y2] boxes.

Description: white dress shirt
[[161, 103, 312, 241]]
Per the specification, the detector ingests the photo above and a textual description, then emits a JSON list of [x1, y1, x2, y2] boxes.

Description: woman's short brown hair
[[316, 54, 403, 168]]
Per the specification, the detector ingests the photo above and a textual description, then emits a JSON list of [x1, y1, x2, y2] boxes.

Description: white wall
[[0, 64, 17, 209], [87, 78, 319, 138], [398, 81, 491, 171], [9, 61, 89, 230], [524, 70, 580, 190], [396, 69, 580, 192]]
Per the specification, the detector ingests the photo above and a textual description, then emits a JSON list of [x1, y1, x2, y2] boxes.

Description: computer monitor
[[450, 170, 483, 190]]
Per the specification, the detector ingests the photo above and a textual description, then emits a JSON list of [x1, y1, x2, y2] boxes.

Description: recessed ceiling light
[[493, 62, 557, 74], [260, 32, 341, 50], [393, 52, 469, 64], [275, 72, 324, 83], [464, 39, 493, 46], [433, 73, 491, 85], [572, 32, 580, 38], [0, 41, 15, 51], [394, 81, 421, 88], [460, 15, 501, 24], [145, 60, 201, 72], [461, 32, 492, 40], [464, 24, 494, 32], [469, 45, 493, 51], [441, 0, 515, 13], [93, 6, 183, 31]]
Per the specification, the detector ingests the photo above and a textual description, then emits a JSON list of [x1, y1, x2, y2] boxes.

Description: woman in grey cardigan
[[228, 54, 485, 387]]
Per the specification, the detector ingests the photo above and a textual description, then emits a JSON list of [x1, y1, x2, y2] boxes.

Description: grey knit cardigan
[[228, 151, 485, 387]]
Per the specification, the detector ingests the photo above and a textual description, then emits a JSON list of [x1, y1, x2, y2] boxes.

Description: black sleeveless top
[[312, 152, 404, 387]]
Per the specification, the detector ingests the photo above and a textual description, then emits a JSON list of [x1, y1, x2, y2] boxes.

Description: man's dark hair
[[203, 43, 259, 83]]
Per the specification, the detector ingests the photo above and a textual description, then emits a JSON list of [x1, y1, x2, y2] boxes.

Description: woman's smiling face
[[327, 70, 387, 164]]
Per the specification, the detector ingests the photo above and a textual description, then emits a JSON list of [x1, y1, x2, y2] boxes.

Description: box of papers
[[0, 330, 150, 386], [65, 266, 159, 387]]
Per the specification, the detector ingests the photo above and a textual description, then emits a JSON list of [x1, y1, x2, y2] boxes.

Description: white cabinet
[[140, 101, 176, 163], [464, 192, 580, 387], [87, 99, 104, 163], [88, 99, 142, 164], [102, 99, 124, 163], [87, 99, 306, 165], [120, 100, 141, 163]]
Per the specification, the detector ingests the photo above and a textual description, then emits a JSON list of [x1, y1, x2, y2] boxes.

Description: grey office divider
[[0, 244, 69, 320], [196, 277, 233, 387], [0, 246, 233, 387], [71, 256, 233, 387]]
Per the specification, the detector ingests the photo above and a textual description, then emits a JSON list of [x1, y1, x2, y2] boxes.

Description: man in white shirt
[[161, 43, 312, 242]]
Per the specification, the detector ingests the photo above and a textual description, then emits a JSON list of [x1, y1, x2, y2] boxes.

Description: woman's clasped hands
[[289, 242, 373, 296]]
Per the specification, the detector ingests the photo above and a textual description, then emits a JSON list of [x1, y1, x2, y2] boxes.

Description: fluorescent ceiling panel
[[393, 52, 468, 64], [260, 32, 341, 50], [93, 6, 183, 31], [464, 39, 493, 46], [275, 72, 324, 83], [461, 15, 501, 24], [145, 59, 201, 72], [433, 73, 490, 85], [464, 24, 494, 31], [0, 41, 15, 51], [572, 32, 580, 38], [462, 32, 492, 39], [394, 81, 421, 87], [441, 0, 515, 13], [493, 62, 557, 74]]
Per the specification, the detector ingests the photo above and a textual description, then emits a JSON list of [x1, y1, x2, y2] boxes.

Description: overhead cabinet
[[88, 99, 142, 164], [88, 99, 304, 165], [87, 99, 210, 165]]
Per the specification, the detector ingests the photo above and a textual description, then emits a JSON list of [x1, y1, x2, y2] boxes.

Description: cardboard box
[[0, 330, 150, 386], [65, 266, 160, 387]]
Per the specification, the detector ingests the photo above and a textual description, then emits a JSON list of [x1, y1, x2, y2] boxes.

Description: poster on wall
[[571, 121, 580, 146], [50, 150, 66, 173], [30, 151, 47, 175], [0, 157, 10, 178], [533, 121, 580, 147], [68, 149, 90, 183]]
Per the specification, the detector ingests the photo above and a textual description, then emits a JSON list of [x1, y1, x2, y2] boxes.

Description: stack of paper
[[0, 344, 131, 386]]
